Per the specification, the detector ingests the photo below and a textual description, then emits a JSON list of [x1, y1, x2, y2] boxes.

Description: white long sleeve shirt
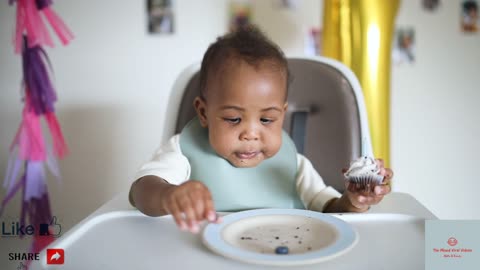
[[134, 135, 341, 211]]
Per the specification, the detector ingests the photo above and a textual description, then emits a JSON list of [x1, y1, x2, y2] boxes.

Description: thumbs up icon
[[50, 216, 62, 237], [39, 216, 63, 237]]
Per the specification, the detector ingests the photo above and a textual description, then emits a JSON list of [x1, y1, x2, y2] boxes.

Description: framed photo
[[148, 0, 174, 34], [272, 0, 300, 10], [304, 27, 321, 56], [422, 0, 440, 12], [392, 27, 415, 65], [461, 0, 479, 33], [229, 0, 252, 32]]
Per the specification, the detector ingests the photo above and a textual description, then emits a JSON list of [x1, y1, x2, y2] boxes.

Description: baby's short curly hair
[[199, 26, 291, 99]]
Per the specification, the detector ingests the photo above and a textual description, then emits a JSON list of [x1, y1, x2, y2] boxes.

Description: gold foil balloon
[[322, 0, 400, 166]]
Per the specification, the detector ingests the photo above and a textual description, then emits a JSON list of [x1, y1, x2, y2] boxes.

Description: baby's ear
[[193, 96, 208, 127], [283, 102, 288, 112]]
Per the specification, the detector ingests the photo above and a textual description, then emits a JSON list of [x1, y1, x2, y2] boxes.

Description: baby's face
[[195, 61, 287, 168]]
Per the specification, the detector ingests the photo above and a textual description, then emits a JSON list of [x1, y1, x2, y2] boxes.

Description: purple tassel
[[21, 161, 52, 223], [25, 161, 46, 200], [2, 140, 61, 212], [22, 36, 57, 115], [36, 0, 53, 10], [22, 190, 53, 233], [5, 1, 68, 261], [2, 161, 52, 239]]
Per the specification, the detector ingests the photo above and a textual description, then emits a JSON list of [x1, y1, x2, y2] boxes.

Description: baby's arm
[[322, 194, 364, 213], [295, 154, 342, 211], [129, 175, 173, 216], [129, 135, 218, 233], [129, 176, 218, 233]]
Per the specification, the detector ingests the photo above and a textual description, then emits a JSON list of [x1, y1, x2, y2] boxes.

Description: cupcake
[[344, 156, 384, 190]]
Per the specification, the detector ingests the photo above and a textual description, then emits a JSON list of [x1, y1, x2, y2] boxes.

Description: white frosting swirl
[[344, 156, 380, 177]]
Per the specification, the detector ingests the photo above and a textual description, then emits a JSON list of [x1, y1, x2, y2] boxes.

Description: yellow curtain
[[322, 0, 400, 166]]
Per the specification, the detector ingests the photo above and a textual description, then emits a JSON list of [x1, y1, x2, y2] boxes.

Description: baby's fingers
[[374, 184, 391, 196], [189, 189, 207, 222], [383, 168, 394, 180], [203, 192, 220, 223], [375, 158, 385, 169], [187, 182, 218, 224], [165, 200, 187, 231], [177, 197, 199, 233], [356, 192, 384, 206], [347, 194, 370, 211]]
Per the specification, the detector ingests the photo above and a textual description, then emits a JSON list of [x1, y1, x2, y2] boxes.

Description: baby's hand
[[161, 180, 220, 233], [344, 159, 393, 212]]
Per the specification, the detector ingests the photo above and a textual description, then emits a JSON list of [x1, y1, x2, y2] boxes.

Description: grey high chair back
[[163, 56, 374, 193]]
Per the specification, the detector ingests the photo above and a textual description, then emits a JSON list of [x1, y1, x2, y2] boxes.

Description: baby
[[129, 26, 393, 233]]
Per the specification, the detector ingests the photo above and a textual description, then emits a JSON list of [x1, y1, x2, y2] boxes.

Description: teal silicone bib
[[179, 117, 304, 211]]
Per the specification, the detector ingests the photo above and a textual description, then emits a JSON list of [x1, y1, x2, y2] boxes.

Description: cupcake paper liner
[[346, 174, 385, 186]]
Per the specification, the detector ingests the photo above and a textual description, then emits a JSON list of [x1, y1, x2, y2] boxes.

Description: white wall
[[0, 0, 479, 266], [391, 0, 480, 219]]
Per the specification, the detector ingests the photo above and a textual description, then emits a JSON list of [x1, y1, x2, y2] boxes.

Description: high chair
[[163, 56, 374, 193]]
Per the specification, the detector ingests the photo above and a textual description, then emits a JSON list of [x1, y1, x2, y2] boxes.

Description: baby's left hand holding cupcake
[[343, 158, 394, 212]]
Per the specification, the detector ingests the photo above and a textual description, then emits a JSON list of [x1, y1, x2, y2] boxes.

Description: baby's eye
[[260, 118, 273, 124], [224, 118, 241, 124]]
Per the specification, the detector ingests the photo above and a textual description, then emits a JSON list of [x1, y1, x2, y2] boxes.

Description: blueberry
[[275, 246, 289, 255]]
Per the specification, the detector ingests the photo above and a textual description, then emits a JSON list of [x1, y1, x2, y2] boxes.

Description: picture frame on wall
[[422, 0, 440, 12], [229, 0, 252, 32], [392, 27, 415, 65], [272, 0, 300, 10], [304, 27, 321, 56], [461, 0, 478, 33], [148, 0, 174, 34]]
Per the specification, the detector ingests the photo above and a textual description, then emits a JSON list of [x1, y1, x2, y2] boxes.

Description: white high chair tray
[[32, 209, 428, 270]]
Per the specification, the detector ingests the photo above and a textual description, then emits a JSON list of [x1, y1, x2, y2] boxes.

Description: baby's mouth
[[235, 151, 259, 160]]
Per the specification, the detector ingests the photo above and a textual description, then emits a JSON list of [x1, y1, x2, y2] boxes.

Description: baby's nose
[[239, 127, 259, 141]]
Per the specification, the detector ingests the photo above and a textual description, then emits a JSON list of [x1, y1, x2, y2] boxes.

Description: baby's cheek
[[209, 134, 232, 156], [265, 134, 283, 157]]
